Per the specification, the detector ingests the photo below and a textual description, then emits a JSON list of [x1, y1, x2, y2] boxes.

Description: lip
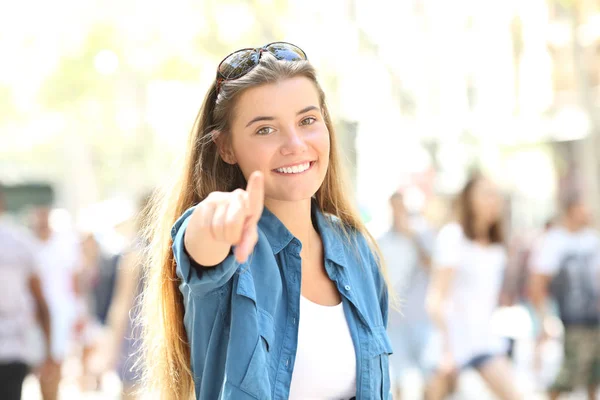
[[272, 160, 316, 174]]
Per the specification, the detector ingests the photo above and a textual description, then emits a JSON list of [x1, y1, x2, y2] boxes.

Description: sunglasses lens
[[265, 42, 307, 61], [218, 49, 260, 80]]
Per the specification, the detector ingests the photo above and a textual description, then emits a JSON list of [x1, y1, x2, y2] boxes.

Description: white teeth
[[276, 162, 310, 174]]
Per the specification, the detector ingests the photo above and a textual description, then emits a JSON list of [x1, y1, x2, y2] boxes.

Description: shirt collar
[[313, 205, 348, 268], [257, 201, 348, 268], [257, 206, 294, 255]]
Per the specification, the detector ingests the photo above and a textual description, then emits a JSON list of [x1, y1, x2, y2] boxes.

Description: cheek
[[472, 195, 485, 211], [487, 199, 502, 218], [232, 139, 268, 171], [315, 128, 331, 157]]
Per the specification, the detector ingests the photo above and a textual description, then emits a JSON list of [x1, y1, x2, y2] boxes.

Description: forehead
[[233, 76, 320, 122]]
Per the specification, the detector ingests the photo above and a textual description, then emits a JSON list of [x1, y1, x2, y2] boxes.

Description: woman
[[425, 175, 521, 400], [140, 42, 392, 400]]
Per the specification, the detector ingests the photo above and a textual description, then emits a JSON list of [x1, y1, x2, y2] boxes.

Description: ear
[[212, 130, 237, 165]]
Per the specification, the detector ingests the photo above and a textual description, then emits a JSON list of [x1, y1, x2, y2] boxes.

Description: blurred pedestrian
[[75, 233, 106, 391], [525, 218, 557, 377], [0, 183, 56, 400], [101, 193, 152, 399], [379, 191, 434, 399], [140, 43, 392, 399], [30, 206, 82, 400], [426, 174, 521, 400], [529, 194, 600, 400]]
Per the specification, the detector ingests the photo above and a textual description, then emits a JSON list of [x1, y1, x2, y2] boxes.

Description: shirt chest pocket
[[369, 326, 393, 399], [236, 271, 275, 399]]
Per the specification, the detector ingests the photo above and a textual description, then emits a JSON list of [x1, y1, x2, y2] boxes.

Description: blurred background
[[1, 0, 599, 399]]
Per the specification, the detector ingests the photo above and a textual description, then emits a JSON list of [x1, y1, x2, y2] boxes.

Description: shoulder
[[320, 214, 378, 268], [376, 230, 394, 245], [330, 216, 374, 256], [1, 221, 37, 252], [54, 231, 80, 248], [582, 228, 600, 242], [171, 206, 197, 239], [437, 222, 465, 243], [347, 226, 384, 285], [540, 227, 567, 248]]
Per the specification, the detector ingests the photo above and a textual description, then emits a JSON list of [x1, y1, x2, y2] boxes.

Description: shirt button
[[285, 359, 289, 367], [344, 285, 351, 291], [293, 317, 296, 325]]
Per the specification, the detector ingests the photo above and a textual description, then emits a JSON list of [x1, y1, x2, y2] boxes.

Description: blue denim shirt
[[172, 204, 393, 399]]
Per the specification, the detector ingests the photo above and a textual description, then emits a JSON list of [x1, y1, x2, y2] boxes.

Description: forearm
[[409, 234, 431, 272], [37, 301, 53, 359], [184, 207, 231, 267], [106, 253, 139, 350], [531, 294, 552, 333], [528, 274, 553, 334], [427, 300, 450, 350], [105, 298, 133, 354], [416, 245, 431, 272]]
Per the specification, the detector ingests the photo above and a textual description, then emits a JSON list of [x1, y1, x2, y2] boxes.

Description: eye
[[300, 117, 316, 126], [256, 126, 275, 136]]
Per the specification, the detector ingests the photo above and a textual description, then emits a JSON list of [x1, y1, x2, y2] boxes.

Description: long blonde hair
[[139, 53, 388, 399]]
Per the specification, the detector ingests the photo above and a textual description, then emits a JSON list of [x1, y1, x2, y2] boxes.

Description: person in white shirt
[[30, 206, 82, 400], [378, 191, 434, 399], [426, 174, 521, 400], [529, 194, 600, 400], [0, 184, 56, 400]]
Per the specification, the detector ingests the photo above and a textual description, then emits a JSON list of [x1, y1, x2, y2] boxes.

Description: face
[[82, 234, 99, 262], [31, 206, 51, 232], [567, 202, 590, 228], [224, 76, 330, 203], [390, 195, 406, 219], [470, 178, 502, 226]]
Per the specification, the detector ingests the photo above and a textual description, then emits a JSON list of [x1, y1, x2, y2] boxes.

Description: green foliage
[[38, 24, 122, 109], [554, 0, 574, 9], [155, 57, 200, 81]]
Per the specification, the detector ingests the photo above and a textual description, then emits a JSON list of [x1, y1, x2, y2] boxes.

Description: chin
[[270, 192, 317, 203], [265, 174, 325, 203], [268, 185, 321, 203]]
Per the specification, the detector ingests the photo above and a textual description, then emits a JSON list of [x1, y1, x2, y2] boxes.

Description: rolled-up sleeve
[[172, 206, 240, 297]]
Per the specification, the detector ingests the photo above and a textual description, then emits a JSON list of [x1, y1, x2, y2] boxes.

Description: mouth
[[273, 161, 315, 175]]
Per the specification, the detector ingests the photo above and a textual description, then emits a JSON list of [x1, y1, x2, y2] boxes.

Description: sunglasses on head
[[216, 42, 307, 95]]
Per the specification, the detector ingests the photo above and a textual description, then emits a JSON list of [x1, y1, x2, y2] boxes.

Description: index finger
[[245, 170, 264, 224]]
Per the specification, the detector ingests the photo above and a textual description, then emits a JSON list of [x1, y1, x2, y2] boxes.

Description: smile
[[274, 161, 314, 174]]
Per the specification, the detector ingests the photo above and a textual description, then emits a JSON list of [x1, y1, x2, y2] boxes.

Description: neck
[[392, 217, 404, 234], [36, 228, 52, 241], [473, 219, 491, 242], [264, 198, 315, 248], [563, 218, 582, 232]]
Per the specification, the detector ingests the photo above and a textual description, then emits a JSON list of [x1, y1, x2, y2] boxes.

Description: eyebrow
[[245, 105, 320, 128]]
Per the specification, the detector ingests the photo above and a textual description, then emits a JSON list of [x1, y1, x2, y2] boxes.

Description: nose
[[280, 126, 308, 156]]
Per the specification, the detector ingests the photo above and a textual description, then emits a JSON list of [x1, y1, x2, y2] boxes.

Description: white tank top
[[288, 296, 357, 400]]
